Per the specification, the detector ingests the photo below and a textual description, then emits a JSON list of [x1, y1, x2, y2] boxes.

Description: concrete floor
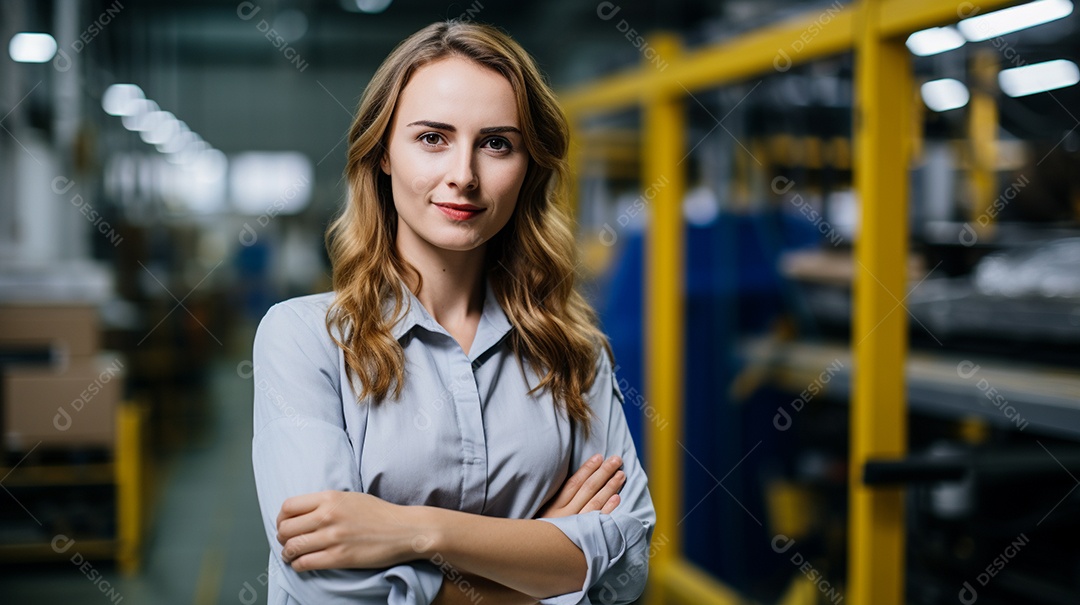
[[0, 357, 269, 604]]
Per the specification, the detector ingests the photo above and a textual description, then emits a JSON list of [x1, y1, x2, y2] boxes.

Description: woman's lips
[[434, 202, 485, 221]]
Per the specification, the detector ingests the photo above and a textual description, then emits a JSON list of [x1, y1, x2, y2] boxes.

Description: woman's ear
[[380, 155, 391, 175]]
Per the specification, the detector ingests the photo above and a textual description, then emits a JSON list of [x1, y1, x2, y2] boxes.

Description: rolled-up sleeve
[[252, 302, 444, 605], [537, 353, 656, 605]]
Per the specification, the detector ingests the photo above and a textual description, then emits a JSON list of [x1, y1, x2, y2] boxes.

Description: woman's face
[[382, 56, 528, 253]]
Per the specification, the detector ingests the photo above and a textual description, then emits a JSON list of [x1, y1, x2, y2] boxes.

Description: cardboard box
[[0, 305, 100, 357], [3, 354, 125, 451]]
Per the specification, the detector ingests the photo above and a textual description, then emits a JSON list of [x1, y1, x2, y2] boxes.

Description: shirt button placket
[[454, 361, 488, 512]]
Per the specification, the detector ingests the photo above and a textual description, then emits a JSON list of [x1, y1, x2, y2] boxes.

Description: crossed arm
[[275, 454, 627, 603]]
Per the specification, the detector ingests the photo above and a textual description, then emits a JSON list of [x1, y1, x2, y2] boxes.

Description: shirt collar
[[388, 279, 513, 361]]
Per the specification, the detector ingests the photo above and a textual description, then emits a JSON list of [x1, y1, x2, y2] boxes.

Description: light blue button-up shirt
[[251, 282, 655, 605]]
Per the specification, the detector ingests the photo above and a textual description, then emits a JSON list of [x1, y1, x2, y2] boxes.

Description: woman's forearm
[[432, 571, 538, 605], [416, 506, 586, 600]]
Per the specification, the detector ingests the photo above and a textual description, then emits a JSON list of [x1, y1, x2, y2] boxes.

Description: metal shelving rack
[[0, 402, 148, 573], [740, 338, 1080, 441], [559, 1, 1026, 603]]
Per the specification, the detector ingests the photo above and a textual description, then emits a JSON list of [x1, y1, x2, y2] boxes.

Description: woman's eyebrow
[[405, 120, 521, 135], [478, 126, 521, 135], [407, 120, 455, 131]]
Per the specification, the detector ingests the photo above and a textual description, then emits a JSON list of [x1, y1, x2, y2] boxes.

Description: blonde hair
[[326, 21, 610, 432]]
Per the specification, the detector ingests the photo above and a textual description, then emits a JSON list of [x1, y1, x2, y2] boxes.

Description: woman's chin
[[423, 231, 488, 252]]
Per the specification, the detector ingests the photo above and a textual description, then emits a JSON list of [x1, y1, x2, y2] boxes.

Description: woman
[[252, 21, 654, 605]]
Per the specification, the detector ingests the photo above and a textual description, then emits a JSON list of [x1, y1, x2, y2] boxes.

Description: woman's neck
[[396, 228, 487, 328]]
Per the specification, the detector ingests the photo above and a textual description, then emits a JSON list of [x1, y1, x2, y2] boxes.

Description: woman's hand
[[276, 490, 420, 572], [537, 454, 626, 518]]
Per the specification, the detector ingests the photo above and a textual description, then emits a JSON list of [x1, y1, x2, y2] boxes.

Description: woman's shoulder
[[269, 291, 336, 317], [256, 292, 337, 343]]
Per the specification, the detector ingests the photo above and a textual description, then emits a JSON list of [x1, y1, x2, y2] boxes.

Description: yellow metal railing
[[560, 1, 1022, 604]]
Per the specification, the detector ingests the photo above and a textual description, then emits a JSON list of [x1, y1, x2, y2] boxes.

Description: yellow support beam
[[566, 119, 583, 218], [969, 50, 999, 234], [849, 1, 911, 604], [661, 558, 746, 605], [116, 402, 146, 574], [642, 35, 685, 579], [561, 0, 1022, 117], [879, 0, 1023, 38], [562, 8, 853, 116]]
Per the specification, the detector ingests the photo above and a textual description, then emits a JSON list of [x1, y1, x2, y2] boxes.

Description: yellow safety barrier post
[[641, 34, 686, 604], [116, 402, 146, 574], [969, 49, 1000, 236], [849, 1, 911, 603]]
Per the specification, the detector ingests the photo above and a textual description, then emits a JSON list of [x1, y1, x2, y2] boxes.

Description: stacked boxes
[[0, 305, 124, 452]]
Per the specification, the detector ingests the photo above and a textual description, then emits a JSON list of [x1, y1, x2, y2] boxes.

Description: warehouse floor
[[0, 356, 269, 604]]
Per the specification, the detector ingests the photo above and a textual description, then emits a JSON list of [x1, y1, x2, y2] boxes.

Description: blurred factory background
[[2, 0, 1079, 604]]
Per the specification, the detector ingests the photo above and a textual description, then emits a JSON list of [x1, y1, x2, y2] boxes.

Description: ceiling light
[[906, 27, 966, 56], [102, 84, 145, 116], [8, 33, 57, 63], [157, 127, 196, 154], [958, 0, 1073, 42], [121, 100, 160, 131], [140, 112, 180, 146], [999, 59, 1080, 97], [921, 78, 970, 112]]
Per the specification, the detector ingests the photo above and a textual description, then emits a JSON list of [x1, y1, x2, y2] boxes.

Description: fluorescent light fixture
[[166, 137, 206, 164], [157, 125, 194, 154], [921, 78, 970, 112], [133, 110, 169, 138], [906, 27, 966, 56], [102, 84, 145, 116], [229, 152, 314, 215], [958, 0, 1073, 42], [8, 33, 57, 63], [121, 99, 159, 131], [140, 111, 179, 146], [194, 149, 229, 185], [999, 59, 1080, 97]]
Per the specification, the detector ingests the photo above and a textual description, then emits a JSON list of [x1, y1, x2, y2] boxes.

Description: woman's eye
[[483, 137, 512, 153], [419, 133, 444, 146]]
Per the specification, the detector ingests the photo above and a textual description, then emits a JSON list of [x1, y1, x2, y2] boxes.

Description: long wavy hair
[[325, 21, 611, 432]]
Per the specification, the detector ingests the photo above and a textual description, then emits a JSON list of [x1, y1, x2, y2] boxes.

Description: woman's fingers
[[281, 526, 334, 564], [538, 454, 627, 517], [566, 455, 623, 514], [277, 509, 327, 545], [544, 451, 604, 512], [600, 493, 620, 515], [580, 470, 625, 514], [546, 454, 603, 512], [277, 491, 328, 526]]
